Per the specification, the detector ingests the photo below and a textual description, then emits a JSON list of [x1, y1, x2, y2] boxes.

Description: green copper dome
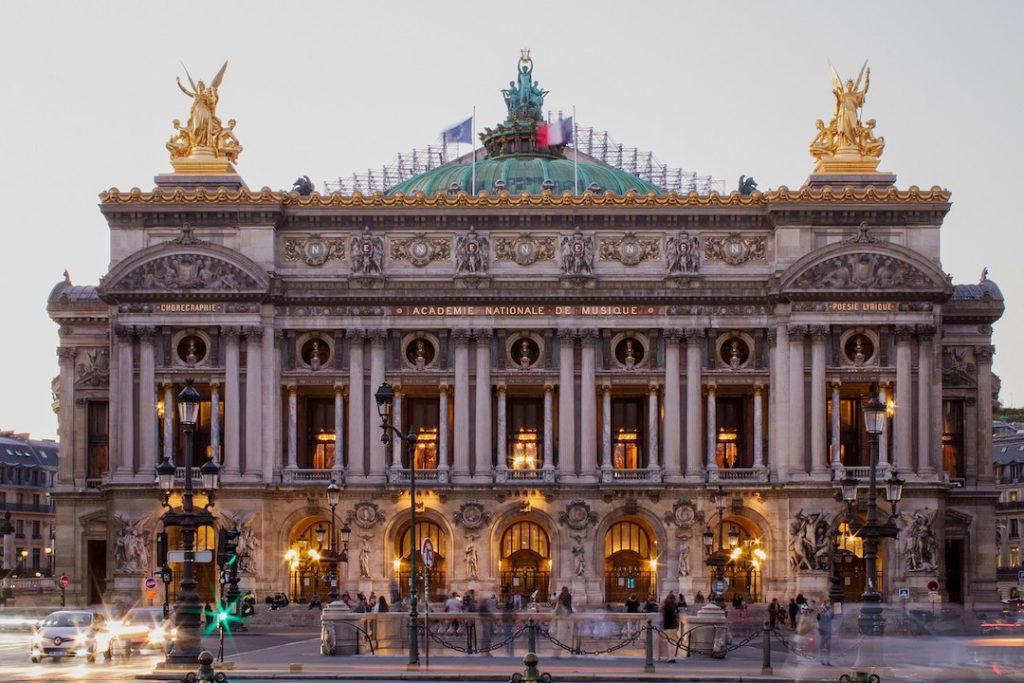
[[386, 52, 664, 197], [387, 156, 663, 196]]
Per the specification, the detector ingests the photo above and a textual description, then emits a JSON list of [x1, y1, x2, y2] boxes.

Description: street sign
[[58, 575, 69, 589], [167, 550, 213, 564], [146, 589, 157, 599], [927, 579, 940, 593], [712, 578, 729, 595], [421, 538, 434, 568], [898, 587, 910, 599], [1017, 569, 1024, 583], [144, 577, 157, 590]]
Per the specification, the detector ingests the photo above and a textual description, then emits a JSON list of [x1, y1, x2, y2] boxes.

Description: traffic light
[[156, 531, 168, 568], [217, 528, 240, 568]]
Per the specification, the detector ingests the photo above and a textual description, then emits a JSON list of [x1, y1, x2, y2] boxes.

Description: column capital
[[333, 382, 346, 394], [766, 328, 777, 345], [894, 324, 916, 341], [786, 325, 807, 341], [438, 382, 450, 394], [286, 383, 298, 395], [474, 329, 494, 342], [113, 324, 136, 340], [753, 383, 765, 395], [56, 347, 76, 362], [878, 380, 893, 391], [662, 328, 682, 342], [974, 345, 995, 364], [497, 382, 508, 394], [683, 328, 704, 344], [556, 328, 576, 342], [221, 326, 242, 340], [210, 379, 221, 390], [543, 382, 554, 393], [648, 381, 660, 393], [828, 379, 842, 390], [242, 325, 263, 340], [600, 380, 612, 392], [136, 325, 159, 340], [451, 328, 472, 344], [703, 382, 717, 395], [579, 328, 600, 342], [368, 329, 388, 346], [809, 325, 830, 340], [159, 380, 176, 390], [916, 324, 936, 342]]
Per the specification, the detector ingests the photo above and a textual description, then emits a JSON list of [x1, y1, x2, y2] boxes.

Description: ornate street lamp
[[375, 381, 420, 667], [157, 379, 219, 665], [322, 479, 347, 604], [704, 485, 731, 607], [857, 391, 891, 637]]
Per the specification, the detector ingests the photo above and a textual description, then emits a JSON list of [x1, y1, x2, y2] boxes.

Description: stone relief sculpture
[[114, 515, 150, 574], [454, 226, 490, 275], [677, 534, 691, 577], [559, 500, 598, 531], [790, 510, 831, 571], [704, 233, 767, 265], [494, 234, 556, 265], [560, 227, 594, 276], [283, 235, 346, 267], [75, 349, 110, 387], [571, 534, 586, 577], [221, 511, 259, 574], [942, 347, 977, 387], [792, 253, 933, 291], [903, 509, 938, 572], [347, 501, 386, 530], [453, 501, 491, 530], [598, 233, 659, 266], [390, 233, 450, 267], [358, 536, 373, 579], [464, 535, 480, 580], [113, 255, 258, 292], [50, 375, 60, 414], [666, 232, 701, 274], [350, 227, 385, 275]]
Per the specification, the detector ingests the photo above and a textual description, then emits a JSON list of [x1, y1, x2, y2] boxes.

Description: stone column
[[333, 384, 345, 476], [438, 384, 450, 472], [543, 383, 554, 471], [452, 330, 471, 479], [579, 330, 598, 481], [287, 384, 298, 469], [473, 331, 493, 481], [496, 384, 508, 472], [209, 381, 221, 465], [162, 382, 175, 465], [788, 326, 806, 478], [810, 326, 829, 476], [663, 330, 682, 478], [115, 326, 134, 475], [830, 381, 842, 469], [648, 382, 660, 470], [976, 345, 995, 486], [261, 320, 277, 483], [244, 327, 263, 477], [753, 384, 765, 469], [878, 383, 890, 468], [223, 330, 240, 476], [684, 330, 703, 479], [772, 325, 790, 482], [705, 384, 717, 472], [557, 330, 576, 476], [368, 330, 387, 481], [917, 329, 935, 476], [894, 327, 914, 473], [56, 347, 76, 485], [138, 327, 157, 478], [347, 333, 365, 478], [391, 386, 404, 469], [601, 382, 612, 470]]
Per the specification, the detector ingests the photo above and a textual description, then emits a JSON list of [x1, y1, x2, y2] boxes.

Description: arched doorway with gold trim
[[604, 519, 658, 604], [707, 516, 766, 603], [499, 520, 551, 602], [165, 524, 217, 604], [394, 519, 447, 602], [286, 516, 332, 603]]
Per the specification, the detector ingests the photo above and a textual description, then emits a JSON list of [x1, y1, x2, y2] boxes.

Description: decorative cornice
[[556, 328, 576, 342], [99, 185, 952, 208], [451, 329, 472, 344], [578, 328, 600, 342]]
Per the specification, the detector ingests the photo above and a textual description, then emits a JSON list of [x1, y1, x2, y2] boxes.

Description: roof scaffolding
[[324, 115, 722, 195]]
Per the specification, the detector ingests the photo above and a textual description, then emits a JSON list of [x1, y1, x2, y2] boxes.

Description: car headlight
[[31, 634, 42, 647], [147, 627, 166, 644]]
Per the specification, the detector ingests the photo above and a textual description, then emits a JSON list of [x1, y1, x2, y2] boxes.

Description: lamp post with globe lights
[[322, 479, 350, 603], [702, 485, 739, 607]]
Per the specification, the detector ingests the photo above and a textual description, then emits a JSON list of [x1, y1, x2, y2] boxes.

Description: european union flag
[[441, 117, 473, 144]]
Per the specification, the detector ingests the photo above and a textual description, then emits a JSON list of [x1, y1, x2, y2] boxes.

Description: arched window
[[604, 520, 656, 604], [395, 520, 446, 601], [499, 521, 550, 602]]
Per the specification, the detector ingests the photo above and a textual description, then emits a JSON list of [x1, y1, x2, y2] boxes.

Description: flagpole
[[573, 105, 579, 195], [471, 105, 477, 195]]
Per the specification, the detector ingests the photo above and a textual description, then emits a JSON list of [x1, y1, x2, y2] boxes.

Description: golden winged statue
[[166, 61, 243, 173], [809, 59, 884, 173]]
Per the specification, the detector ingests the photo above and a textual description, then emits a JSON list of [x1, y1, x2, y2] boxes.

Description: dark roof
[[0, 434, 58, 470], [994, 422, 1024, 466], [952, 274, 1003, 302], [47, 279, 99, 304]]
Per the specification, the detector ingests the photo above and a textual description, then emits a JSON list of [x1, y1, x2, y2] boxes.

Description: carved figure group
[[222, 511, 259, 574], [114, 516, 150, 574], [166, 61, 243, 163], [350, 228, 385, 276], [790, 510, 831, 572], [809, 60, 885, 162], [904, 509, 938, 572], [455, 228, 490, 275], [560, 228, 594, 276], [501, 49, 547, 120], [114, 255, 254, 292]]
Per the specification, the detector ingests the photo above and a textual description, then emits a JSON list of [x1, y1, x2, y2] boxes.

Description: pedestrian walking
[[659, 591, 680, 663], [817, 603, 833, 666], [788, 598, 799, 629]]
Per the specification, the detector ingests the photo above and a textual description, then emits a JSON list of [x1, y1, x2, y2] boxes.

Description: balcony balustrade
[[281, 468, 345, 484], [705, 467, 769, 484], [386, 467, 450, 486], [494, 467, 557, 485], [599, 467, 663, 484]]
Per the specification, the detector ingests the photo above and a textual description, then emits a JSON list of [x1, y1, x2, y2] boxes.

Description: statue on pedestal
[[166, 61, 243, 173]]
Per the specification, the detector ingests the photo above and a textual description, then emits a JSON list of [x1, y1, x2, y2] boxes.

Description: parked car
[[30, 610, 113, 663], [112, 606, 175, 654]]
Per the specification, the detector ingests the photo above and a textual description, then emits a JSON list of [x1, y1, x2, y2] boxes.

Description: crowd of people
[[768, 593, 835, 665]]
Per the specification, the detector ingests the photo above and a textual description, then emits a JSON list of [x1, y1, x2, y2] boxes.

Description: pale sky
[[2, 1, 1021, 440]]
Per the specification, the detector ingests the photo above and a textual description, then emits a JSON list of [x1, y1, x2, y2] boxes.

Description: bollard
[[644, 620, 655, 673], [508, 620, 552, 683], [527, 618, 537, 655], [183, 650, 228, 683], [466, 620, 475, 655], [761, 621, 773, 675]]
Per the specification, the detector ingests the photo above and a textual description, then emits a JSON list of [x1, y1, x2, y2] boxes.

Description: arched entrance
[[286, 517, 332, 603], [395, 520, 447, 602], [499, 520, 551, 602], [165, 524, 217, 604], [709, 517, 765, 603], [604, 519, 658, 604]]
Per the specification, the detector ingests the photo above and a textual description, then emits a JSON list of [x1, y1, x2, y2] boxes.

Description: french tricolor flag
[[537, 117, 573, 147]]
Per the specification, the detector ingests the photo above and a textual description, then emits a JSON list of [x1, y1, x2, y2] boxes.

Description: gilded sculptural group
[[166, 62, 243, 173], [809, 61, 885, 173]]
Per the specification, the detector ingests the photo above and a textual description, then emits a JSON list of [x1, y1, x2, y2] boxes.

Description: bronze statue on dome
[[501, 49, 547, 121]]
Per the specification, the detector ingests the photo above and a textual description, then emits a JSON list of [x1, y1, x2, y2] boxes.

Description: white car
[[113, 606, 176, 654], [30, 610, 113, 663]]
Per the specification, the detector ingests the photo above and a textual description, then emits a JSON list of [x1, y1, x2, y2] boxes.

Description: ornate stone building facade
[[48, 56, 1004, 608]]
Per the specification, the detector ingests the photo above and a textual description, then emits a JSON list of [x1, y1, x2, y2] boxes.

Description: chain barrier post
[[644, 620, 655, 673], [761, 621, 773, 675], [528, 618, 537, 655]]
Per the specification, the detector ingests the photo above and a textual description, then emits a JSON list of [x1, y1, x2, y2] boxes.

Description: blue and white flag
[[441, 117, 473, 144]]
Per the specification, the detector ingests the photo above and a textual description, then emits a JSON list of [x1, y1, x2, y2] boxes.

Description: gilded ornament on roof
[[809, 60, 885, 174], [166, 61, 243, 174]]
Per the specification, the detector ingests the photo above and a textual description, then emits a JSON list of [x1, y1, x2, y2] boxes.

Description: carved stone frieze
[[283, 234, 346, 266], [558, 499, 598, 530], [112, 255, 260, 291], [350, 226, 385, 275], [389, 233, 450, 267], [666, 232, 701, 274], [494, 233, 556, 266], [75, 349, 110, 387], [666, 304, 769, 316], [663, 498, 704, 529], [283, 305, 383, 317], [792, 253, 933, 290], [598, 232, 660, 266], [453, 501, 491, 530], [704, 233, 767, 265]]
